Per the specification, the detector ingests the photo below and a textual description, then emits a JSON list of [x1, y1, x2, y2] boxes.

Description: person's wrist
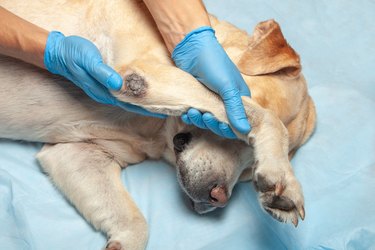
[[164, 23, 212, 52], [30, 28, 49, 69], [43, 31, 65, 74], [173, 26, 213, 54], [143, 0, 211, 53]]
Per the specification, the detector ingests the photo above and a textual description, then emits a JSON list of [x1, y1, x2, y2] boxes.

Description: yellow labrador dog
[[0, 0, 316, 249]]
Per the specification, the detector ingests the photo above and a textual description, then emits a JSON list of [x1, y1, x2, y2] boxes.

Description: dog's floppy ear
[[238, 20, 301, 77]]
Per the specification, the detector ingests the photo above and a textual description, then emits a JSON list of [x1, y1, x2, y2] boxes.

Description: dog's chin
[[191, 200, 217, 214]]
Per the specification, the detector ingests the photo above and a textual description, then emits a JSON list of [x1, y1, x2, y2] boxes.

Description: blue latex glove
[[172, 26, 251, 138], [44, 31, 165, 119]]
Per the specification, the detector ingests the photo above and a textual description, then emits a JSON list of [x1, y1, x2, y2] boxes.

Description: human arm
[[0, 7, 164, 118], [0, 6, 48, 68], [143, 0, 251, 138]]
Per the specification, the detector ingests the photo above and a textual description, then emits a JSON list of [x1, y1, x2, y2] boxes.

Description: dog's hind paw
[[105, 237, 147, 250], [105, 241, 123, 250], [104, 218, 148, 250], [253, 166, 305, 227]]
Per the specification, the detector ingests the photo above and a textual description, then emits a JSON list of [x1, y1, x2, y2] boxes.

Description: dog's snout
[[209, 185, 228, 207], [173, 132, 192, 152]]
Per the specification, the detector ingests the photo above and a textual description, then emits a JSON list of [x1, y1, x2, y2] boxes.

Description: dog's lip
[[190, 199, 217, 214]]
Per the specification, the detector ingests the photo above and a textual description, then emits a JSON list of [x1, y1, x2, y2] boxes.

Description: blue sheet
[[1, 1, 375, 249]]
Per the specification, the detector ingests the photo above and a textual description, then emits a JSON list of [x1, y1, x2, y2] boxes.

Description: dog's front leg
[[246, 105, 305, 226], [37, 143, 148, 250], [112, 61, 228, 118], [113, 61, 305, 225]]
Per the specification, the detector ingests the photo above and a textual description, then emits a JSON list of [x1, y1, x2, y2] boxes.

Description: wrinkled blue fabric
[[1, 1, 375, 249]]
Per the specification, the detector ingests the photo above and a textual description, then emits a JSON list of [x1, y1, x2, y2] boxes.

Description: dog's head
[[162, 120, 254, 214], [165, 20, 303, 214]]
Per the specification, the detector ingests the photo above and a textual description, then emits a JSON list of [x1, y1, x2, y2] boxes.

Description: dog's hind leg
[[37, 142, 148, 250]]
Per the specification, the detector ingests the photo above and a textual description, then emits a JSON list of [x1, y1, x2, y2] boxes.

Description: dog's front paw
[[253, 164, 305, 227]]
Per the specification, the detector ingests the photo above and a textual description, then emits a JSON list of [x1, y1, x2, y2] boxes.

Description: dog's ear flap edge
[[238, 19, 301, 78]]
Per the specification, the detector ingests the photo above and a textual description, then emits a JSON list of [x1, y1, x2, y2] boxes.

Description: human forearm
[[145, 1, 251, 136], [143, 0, 211, 53], [0, 7, 48, 68]]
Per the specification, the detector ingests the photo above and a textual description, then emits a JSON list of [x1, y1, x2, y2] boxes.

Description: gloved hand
[[172, 26, 251, 139], [44, 31, 165, 119]]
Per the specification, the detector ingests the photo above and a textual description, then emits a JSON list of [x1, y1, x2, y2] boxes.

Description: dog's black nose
[[209, 185, 228, 207], [173, 132, 192, 152]]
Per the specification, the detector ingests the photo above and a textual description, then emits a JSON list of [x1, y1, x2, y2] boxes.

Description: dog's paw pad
[[105, 241, 123, 250], [123, 73, 147, 97], [254, 171, 305, 227], [263, 195, 296, 211]]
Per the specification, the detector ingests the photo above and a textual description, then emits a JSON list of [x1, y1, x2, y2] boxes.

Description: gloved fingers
[[201, 113, 221, 136], [62, 35, 123, 91], [202, 113, 237, 139], [181, 113, 193, 125], [186, 108, 207, 129], [69, 69, 117, 105], [220, 88, 251, 134], [238, 78, 251, 97], [116, 101, 167, 119], [44, 31, 65, 74], [88, 62, 123, 91], [218, 122, 237, 139], [231, 60, 251, 97]]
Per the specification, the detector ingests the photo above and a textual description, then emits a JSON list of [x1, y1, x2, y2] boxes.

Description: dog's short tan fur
[[0, 1, 316, 249]]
